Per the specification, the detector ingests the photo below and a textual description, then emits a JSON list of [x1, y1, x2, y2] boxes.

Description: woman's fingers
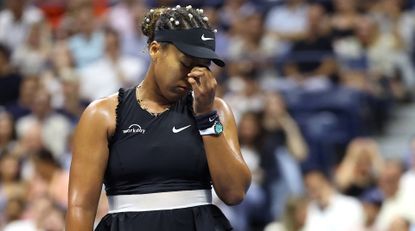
[[187, 67, 216, 114]]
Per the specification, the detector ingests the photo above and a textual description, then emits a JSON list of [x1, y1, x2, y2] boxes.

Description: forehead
[[167, 44, 211, 67]]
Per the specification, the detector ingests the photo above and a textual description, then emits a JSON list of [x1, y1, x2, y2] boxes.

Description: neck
[[139, 70, 172, 109]]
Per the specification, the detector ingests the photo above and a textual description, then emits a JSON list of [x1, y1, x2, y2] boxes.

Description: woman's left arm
[[188, 67, 251, 205], [205, 98, 252, 205]]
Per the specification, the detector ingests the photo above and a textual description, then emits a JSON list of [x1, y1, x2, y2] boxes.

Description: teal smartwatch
[[199, 120, 223, 136]]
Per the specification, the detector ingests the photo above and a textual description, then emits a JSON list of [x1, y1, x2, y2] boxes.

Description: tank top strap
[[109, 87, 126, 146]]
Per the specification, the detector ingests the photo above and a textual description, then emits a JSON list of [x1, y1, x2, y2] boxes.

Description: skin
[[66, 41, 251, 230]]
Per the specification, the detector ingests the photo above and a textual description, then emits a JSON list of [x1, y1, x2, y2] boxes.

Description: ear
[[149, 41, 161, 63]]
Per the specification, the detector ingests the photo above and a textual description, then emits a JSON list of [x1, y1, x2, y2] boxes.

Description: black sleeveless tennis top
[[104, 87, 212, 196]]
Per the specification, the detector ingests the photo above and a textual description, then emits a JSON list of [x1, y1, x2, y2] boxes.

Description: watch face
[[214, 122, 224, 134]]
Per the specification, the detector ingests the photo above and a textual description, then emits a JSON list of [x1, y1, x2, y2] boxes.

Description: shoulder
[[84, 93, 118, 117], [80, 93, 119, 137], [213, 97, 231, 113], [213, 97, 237, 127]]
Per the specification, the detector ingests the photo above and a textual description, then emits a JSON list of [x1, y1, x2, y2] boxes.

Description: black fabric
[[195, 110, 218, 130], [343, 180, 376, 198], [154, 28, 225, 67], [0, 73, 21, 106], [105, 87, 212, 195], [95, 205, 232, 231], [287, 35, 334, 73]]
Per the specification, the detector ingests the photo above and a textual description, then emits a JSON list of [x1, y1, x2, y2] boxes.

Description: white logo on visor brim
[[172, 125, 191, 133], [123, 124, 146, 134], [201, 34, 214, 41]]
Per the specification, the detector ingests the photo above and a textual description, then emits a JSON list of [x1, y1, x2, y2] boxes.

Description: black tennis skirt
[[95, 204, 233, 231]]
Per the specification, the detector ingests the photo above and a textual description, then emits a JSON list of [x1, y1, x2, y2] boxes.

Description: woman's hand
[[187, 67, 217, 115]]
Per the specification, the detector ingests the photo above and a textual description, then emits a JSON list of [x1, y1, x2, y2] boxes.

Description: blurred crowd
[[0, 0, 415, 230]]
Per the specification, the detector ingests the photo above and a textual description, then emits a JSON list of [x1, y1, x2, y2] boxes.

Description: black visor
[[154, 28, 225, 67]]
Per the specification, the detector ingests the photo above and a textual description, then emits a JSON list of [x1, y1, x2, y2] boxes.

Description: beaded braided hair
[[141, 5, 217, 45]]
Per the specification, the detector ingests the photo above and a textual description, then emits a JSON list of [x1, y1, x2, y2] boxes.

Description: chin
[[164, 89, 185, 103]]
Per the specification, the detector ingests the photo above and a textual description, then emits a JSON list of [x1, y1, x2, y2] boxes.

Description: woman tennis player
[[66, 5, 251, 231]]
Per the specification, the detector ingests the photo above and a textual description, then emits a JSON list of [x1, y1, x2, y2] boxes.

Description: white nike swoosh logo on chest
[[172, 125, 191, 133]]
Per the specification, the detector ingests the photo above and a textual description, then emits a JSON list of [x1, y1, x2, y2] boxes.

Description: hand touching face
[[187, 66, 216, 115]]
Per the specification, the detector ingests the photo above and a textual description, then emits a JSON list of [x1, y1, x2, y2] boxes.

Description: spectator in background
[[265, 0, 309, 54], [36, 203, 65, 231], [372, 0, 415, 56], [16, 89, 71, 159], [283, 4, 336, 91], [264, 197, 308, 231], [359, 188, 384, 231], [107, 0, 148, 58], [13, 119, 44, 163], [4, 195, 52, 231], [0, 153, 26, 229], [338, 15, 414, 98], [375, 160, 413, 231], [68, 1, 104, 69], [57, 70, 87, 124], [78, 27, 146, 101], [11, 22, 51, 76], [0, 44, 22, 106], [220, 111, 267, 231], [6, 76, 38, 120], [31, 148, 68, 209], [223, 63, 265, 123], [330, 0, 360, 41], [335, 138, 383, 197], [0, 110, 16, 156], [1, 196, 25, 229], [219, 0, 256, 32], [303, 169, 364, 231], [227, 6, 280, 83], [0, 0, 43, 51], [42, 36, 78, 109], [33, 0, 67, 32], [399, 136, 415, 224], [261, 92, 308, 219], [387, 217, 412, 231]]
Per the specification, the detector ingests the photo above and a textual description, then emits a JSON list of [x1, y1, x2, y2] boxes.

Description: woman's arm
[[204, 98, 252, 205], [66, 96, 116, 231], [187, 66, 251, 205]]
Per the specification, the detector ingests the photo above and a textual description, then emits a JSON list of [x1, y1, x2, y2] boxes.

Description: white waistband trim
[[107, 189, 212, 213]]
